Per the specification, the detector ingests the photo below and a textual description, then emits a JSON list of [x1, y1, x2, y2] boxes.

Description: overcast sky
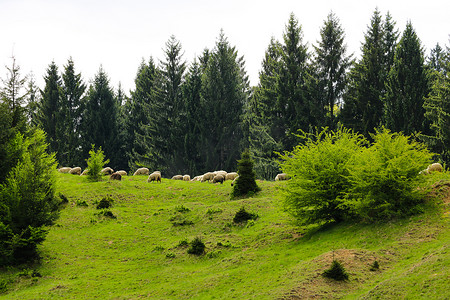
[[1, 0, 449, 94]]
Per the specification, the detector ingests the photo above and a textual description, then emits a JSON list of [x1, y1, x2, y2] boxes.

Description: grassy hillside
[[0, 172, 449, 299]]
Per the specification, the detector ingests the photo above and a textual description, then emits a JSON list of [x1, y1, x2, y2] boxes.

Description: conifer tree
[[37, 61, 62, 156], [313, 12, 352, 129], [383, 22, 429, 135], [25, 73, 40, 126], [231, 150, 260, 198], [201, 30, 250, 172], [81, 67, 119, 168]]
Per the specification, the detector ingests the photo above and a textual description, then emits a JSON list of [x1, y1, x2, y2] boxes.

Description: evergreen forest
[[2, 10, 449, 179]]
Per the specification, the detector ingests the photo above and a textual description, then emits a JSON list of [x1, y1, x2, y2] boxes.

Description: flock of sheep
[[57, 166, 291, 183]]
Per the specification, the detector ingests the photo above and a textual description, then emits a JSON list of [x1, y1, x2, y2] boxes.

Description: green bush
[[96, 196, 114, 209], [233, 207, 258, 223], [187, 237, 205, 255], [322, 260, 349, 281], [279, 127, 367, 224], [231, 150, 261, 198], [347, 128, 432, 221], [280, 127, 433, 224], [85, 145, 109, 182]]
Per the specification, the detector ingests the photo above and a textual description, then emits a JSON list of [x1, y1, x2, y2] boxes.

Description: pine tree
[[80, 67, 119, 168], [231, 150, 260, 198], [341, 9, 398, 138], [59, 58, 86, 166], [25, 73, 40, 127], [37, 61, 62, 156], [313, 12, 352, 129], [276, 13, 309, 151], [201, 30, 250, 172], [383, 21, 429, 135], [114, 83, 129, 171]]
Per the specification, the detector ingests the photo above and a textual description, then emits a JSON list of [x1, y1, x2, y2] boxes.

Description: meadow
[[0, 172, 449, 299]]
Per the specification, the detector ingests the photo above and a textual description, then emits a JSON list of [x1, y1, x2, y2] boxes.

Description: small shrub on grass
[[165, 252, 176, 259], [0, 279, 7, 293], [187, 237, 205, 255], [322, 260, 349, 281], [174, 205, 190, 213], [96, 196, 114, 209], [76, 200, 88, 207], [177, 239, 189, 248], [370, 260, 380, 271], [59, 193, 69, 204], [85, 145, 109, 182], [233, 207, 258, 223], [231, 150, 261, 198], [170, 214, 194, 226]]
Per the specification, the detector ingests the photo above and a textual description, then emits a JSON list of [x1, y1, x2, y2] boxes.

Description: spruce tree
[[276, 13, 309, 151], [80, 67, 119, 169], [38, 61, 62, 156], [313, 12, 352, 129], [201, 30, 250, 172], [231, 150, 260, 198], [25, 73, 40, 127], [383, 22, 429, 135]]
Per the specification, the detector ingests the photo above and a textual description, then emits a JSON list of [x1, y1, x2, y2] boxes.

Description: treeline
[[2, 9, 450, 179]]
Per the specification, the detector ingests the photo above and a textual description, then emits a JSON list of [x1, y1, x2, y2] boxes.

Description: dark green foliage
[[174, 205, 190, 213], [231, 150, 260, 198], [187, 237, 205, 255], [383, 22, 429, 135], [322, 260, 349, 281], [313, 12, 352, 129], [76, 200, 88, 207], [233, 207, 258, 223], [370, 260, 380, 271], [177, 239, 189, 248], [280, 127, 366, 224], [59, 193, 69, 205], [96, 196, 114, 209], [97, 210, 116, 219], [85, 145, 109, 182]]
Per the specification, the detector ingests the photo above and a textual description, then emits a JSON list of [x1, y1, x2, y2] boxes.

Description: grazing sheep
[[101, 167, 114, 175], [116, 170, 127, 176], [69, 167, 82, 175], [172, 175, 183, 180], [215, 170, 227, 178], [213, 174, 225, 184], [191, 175, 203, 182], [110, 172, 122, 181], [183, 175, 191, 181], [275, 173, 289, 181], [133, 167, 150, 176], [231, 176, 239, 186], [81, 169, 89, 176], [147, 171, 162, 183], [427, 163, 443, 173], [225, 172, 238, 181], [58, 167, 72, 173], [202, 172, 215, 182]]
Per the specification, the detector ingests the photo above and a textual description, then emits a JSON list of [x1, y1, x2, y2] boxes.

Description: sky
[[1, 0, 449, 94]]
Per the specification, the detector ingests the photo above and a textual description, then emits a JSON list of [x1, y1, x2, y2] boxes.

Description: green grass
[[1, 172, 449, 299]]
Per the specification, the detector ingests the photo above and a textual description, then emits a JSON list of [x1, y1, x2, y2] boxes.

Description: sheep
[[275, 173, 289, 181], [215, 170, 227, 178], [58, 167, 72, 173], [116, 170, 127, 176], [191, 175, 203, 182], [183, 175, 191, 181], [225, 172, 238, 181], [133, 167, 150, 176], [147, 171, 162, 183], [81, 169, 89, 176], [202, 172, 215, 182], [427, 163, 443, 173], [213, 174, 225, 184], [172, 175, 183, 180], [101, 167, 114, 176], [110, 172, 122, 181], [69, 167, 81, 175], [231, 176, 239, 186]]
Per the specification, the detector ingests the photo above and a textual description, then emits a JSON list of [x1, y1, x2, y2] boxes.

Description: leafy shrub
[[347, 128, 433, 221], [85, 145, 109, 182], [0, 279, 7, 293], [370, 260, 380, 271], [177, 239, 189, 248], [96, 196, 114, 209], [174, 205, 190, 213], [187, 237, 205, 255], [233, 207, 258, 223], [322, 260, 349, 281], [279, 127, 366, 224], [99, 210, 116, 219], [231, 150, 261, 198], [76, 200, 88, 207], [165, 252, 176, 259], [59, 193, 69, 204]]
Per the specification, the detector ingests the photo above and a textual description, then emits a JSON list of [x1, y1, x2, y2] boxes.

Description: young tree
[[313, 12, 352, 129], [383, 21, 429, 135], [25, 72, 40, 127], [231, 150, 260, 198], [85, 145, 110, 181]]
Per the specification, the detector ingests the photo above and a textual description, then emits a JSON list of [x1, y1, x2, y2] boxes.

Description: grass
[[0, 172, 449, 299]]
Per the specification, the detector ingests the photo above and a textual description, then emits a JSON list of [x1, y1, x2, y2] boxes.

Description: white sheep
[[133, 167, 150, 176]]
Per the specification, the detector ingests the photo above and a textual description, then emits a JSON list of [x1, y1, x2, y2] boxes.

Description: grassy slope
[[0, 172, 449, 299]]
